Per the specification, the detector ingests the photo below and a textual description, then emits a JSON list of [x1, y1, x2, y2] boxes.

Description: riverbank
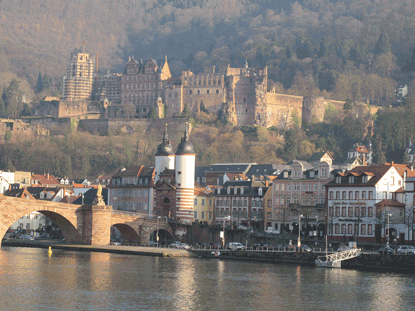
[[1, 239, 195, 258]]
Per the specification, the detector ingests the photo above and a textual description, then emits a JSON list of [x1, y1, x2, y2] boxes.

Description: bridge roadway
[[0, 195, 174, 246]]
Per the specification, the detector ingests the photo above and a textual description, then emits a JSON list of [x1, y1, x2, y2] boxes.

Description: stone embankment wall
[[79, 118, 188, 136]]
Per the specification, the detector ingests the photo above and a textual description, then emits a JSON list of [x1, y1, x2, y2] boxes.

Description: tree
[[402, 150, 411, 164], [3, 79, 23, 118], [284, 128, 300, 160], [343, 99, 353, 111], [4, 130, 12, 143], [0, 97, 6, 117], [36, 72, 43, 93], [374, 30, 391, 56]]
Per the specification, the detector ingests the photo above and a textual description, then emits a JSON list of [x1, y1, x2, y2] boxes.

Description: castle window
[[213, 80, 216, 85], [207, 90, 209, 94], [143, 108, 147, 113], [218, 80, 221, 85], [189, 90, 192, 95], [216, 89, 219, 94], [198, 90, 200, 94], [246, 109, 248, 113], [244, 98, 246, 102]]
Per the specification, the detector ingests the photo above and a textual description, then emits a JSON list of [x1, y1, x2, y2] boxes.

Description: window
[[335, 207, 340, 217], [361, 207, 366, 217], [267, 200, 272, 207], [197, 90, 200, 94], [294, 170, 299, 177], [209, 212, 212, 219], [194, 198, 198, 205], [336, 176, 341, 183], [348, 224, 353, 234], [368, 224, 373, 235], [355, 207, 360, 217], [281, 184, 285, 191], [342, 207, 346, 217], [303, 184, 306, 191], [355, 191, 360, 200], [207, 90, 209, 94], [216, 89, 219, 94], [330, 191, 334, 199], [308, 184, 312, 191], [342, 191, 346, 200], [336, 191, 340, 200], [341, 224, 346, 234], [369, 191, 373, 200], [362, 191, 366, 199], [287, 184, 290, 191], [348, 207, 353, 217], [294, 184, 299, 191], [194, 211, 198, 219], [144, 203, 148, 210], [368, 207, 373, 217], [189, 90, 192, 94], [314, 184, 318, 191], [383, 191, 387, 200], [335, 223, 340, 234], [202, 199, 205, 206], [201, 211, 205, 219], [26, 223, 30, 229], [361, 224, 366, 235], [349, 176, 354, 183], [349, 191, 353, 200]]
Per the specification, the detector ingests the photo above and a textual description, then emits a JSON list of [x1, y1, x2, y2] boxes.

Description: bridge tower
[[154, 124, 175, 183], [174, 123, 195, 223]]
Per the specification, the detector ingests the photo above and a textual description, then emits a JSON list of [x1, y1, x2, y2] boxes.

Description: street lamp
[[387, 213, 392, 247], [298, 214, 303, 247], [315, 215, 318, 237], [157, 216, 161, 247]]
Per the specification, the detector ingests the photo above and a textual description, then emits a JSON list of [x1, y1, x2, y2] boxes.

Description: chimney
[[47, 173, 49, 180], [265, 179, 269, 187]]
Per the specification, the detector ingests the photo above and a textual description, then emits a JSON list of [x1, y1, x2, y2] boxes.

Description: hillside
[[1, 0, 415, 106]]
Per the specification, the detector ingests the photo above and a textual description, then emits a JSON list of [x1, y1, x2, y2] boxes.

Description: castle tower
[[63, 45, 94, 101], [174, 123, 196, 223], [154, 124, 175, 183]]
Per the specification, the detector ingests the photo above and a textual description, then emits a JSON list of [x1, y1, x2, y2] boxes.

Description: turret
[[174, 123, 196, 223], [154, 124, 175, 182]]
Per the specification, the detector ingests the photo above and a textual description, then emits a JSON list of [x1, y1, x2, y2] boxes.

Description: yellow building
[[193, 186, 214, 224]]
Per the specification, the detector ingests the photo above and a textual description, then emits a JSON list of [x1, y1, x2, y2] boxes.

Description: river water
[[1, 247, 414, 311]]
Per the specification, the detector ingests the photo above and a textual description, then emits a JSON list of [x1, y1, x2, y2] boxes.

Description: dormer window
[[310, 171, 315, 178], [363, 176, 367, 183], [40, 193, 44, 199], [241, 187, 244, 195], [349, 176, 354, 183], [336, 176, 341, 184], [258, 187, 263, 195], [227, 187, 231, 194], [294, 170, 299, 177]]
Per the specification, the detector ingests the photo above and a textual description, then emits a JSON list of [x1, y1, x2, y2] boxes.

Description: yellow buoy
[[48, 246, 53, 255]]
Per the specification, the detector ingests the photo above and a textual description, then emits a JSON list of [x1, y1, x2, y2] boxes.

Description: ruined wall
[[164, 85, 183, 116], [79, 118, 188, 136], [303, 96, 326, 124], [230, 74, 257, 126], [264, 93, 304, 129], [181, 71, 226, 114], [0, 119, 49, 143]]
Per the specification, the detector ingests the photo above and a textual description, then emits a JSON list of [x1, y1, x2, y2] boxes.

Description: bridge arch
[[111, 223, 140, 244], [0, 196, 82, 245]]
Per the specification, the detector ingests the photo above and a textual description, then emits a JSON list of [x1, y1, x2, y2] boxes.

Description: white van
[[227, 242, 245, 251]]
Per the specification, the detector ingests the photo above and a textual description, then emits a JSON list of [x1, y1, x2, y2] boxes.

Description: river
[[0, 246, 414, 310]]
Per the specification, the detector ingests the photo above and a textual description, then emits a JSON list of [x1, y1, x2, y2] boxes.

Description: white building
[[326, 163, 413, 244], [0, 171, 14, 194]]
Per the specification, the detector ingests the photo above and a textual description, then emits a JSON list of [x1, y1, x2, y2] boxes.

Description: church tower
[[154, 124, 175, 183], [174, 123, 196, 223]]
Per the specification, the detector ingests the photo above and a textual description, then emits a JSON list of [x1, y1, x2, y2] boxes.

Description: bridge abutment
[[77, 204, 113, 245]]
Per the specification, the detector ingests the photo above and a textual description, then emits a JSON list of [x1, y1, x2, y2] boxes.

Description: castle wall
[[79, 118, 187, 136], [0, 119, 49, 143], [265, 93, 304, 128], [303, 96, 326, 124], [231, 75, 257, 126], [181, 71, 226, 113], [165, 85, 183, 116]]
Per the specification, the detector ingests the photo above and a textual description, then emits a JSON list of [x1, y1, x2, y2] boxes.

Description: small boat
[[315, 256, 341, 268]]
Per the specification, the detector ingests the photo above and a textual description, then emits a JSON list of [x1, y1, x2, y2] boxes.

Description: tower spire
[[163, 123, 169, 144]]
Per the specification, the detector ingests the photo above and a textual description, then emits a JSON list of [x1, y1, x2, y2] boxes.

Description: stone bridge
[[0, 195, 174, 246]]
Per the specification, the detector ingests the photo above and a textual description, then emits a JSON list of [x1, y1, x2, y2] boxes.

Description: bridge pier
[[77, 204, 113, 245]]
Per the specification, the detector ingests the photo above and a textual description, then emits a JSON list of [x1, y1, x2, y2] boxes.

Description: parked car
[[20, 235, 35, 240], [397, 245, 415, 255], [226, 242, 245, 251], [378, 247, 394, 255], [170, 241, 191, 250], [298, 245, 312, 252]]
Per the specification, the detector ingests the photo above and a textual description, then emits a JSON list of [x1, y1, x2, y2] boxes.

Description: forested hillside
[[1, 0, 415, 178], [1, 0, 415, 104]]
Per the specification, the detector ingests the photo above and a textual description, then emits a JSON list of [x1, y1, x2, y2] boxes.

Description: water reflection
[[1, 247, 415, 310]]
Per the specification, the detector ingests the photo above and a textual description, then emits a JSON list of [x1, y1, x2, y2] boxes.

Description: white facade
[[155, 155, 175, 183], [327, 165, 405, 243], [0, 171, 14, 193]]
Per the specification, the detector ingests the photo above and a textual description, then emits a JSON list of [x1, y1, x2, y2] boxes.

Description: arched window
[[164, 198, 170, 204], [216, 89, 219, 94]]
